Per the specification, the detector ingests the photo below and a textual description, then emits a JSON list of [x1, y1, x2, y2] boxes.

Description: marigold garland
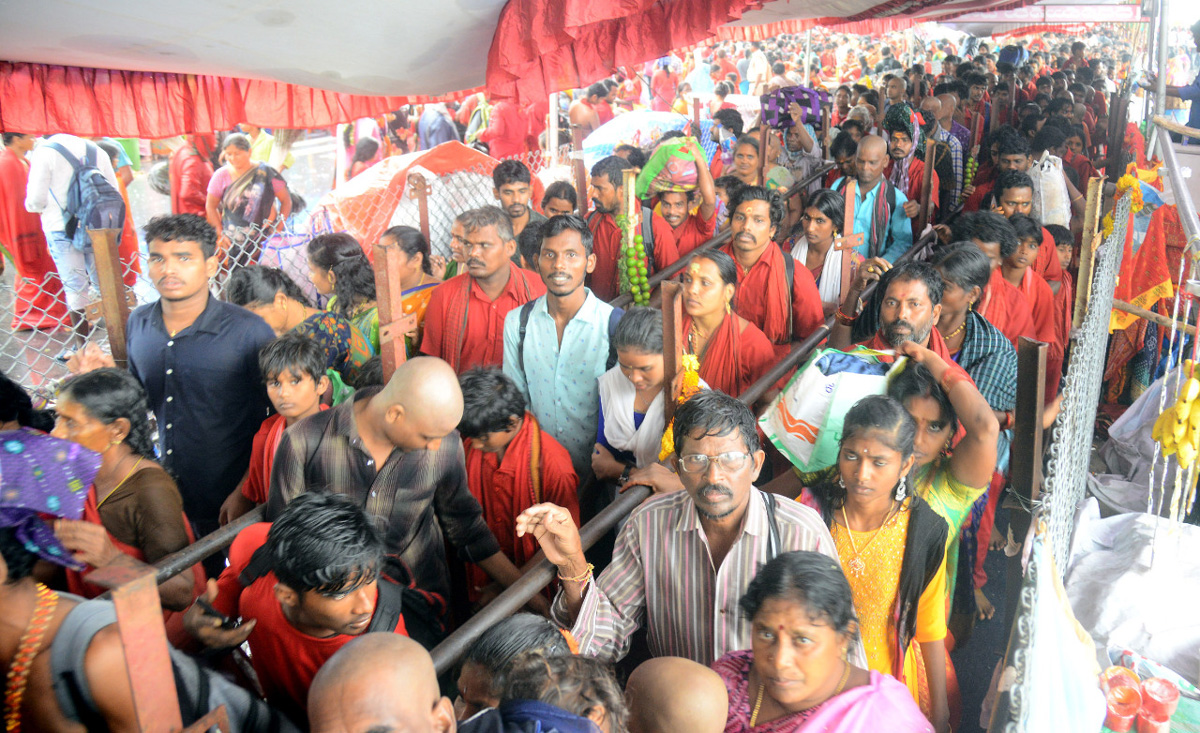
[[659, 354, 703, 461], [1101, 175, 1146, 241]]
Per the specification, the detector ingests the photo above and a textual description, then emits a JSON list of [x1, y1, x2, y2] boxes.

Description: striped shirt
[[554, 488, 844, 665], [934, 126, 965, 200]]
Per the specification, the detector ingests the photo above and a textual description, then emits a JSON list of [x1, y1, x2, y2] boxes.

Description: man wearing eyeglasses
[[515, 389, 851, 666], [421, 206, 545, 373]]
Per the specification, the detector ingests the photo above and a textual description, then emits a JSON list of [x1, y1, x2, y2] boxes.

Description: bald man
[[309, 634, 456, 733], [935, 93, 971, 156], [920, 95, 964, 201], [266, 356, 525, 612], [626, 658, 728, 733], [832, 135, 913, 262]]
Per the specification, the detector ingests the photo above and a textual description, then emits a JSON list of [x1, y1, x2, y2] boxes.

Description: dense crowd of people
[[0, 22, 1187, 733]]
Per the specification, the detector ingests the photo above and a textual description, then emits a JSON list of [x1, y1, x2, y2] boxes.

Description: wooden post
[[692, 97, 702, 138], [833, 181, 864, 306], [90, 566, 184, 733], [372, 244, 418, 383], [87, 228, 132, 367], [661, 281, 684, 422], [1074, 176, 1105, 329], [571, 125, 588, 214], [409, 172, 432, 246], [915, 139, 936, 234], [822, 104, 832, 161], [1003, 337, 1047, 635], [758, 125, 770, 187]]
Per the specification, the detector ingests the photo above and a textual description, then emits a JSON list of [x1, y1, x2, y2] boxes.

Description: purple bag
[[760, 85, 829, 128]]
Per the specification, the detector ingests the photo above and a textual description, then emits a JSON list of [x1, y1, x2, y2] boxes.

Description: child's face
[[715, 187, 730, 208], [1010, 237, 1041, 272], [267, 368, 327, 421], [467, 417, 522, 454], [1056, 242, 1074, 270]]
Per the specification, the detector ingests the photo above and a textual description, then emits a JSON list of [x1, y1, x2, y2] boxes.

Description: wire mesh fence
[[989, 190, 1133, 732]]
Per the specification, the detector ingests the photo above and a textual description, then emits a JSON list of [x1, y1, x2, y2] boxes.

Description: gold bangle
[[558, 563, 594, 584]]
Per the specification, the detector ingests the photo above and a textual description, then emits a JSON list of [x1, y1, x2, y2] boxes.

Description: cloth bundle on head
[[0, 428, 100, 570], [636, 138, 700, 198], [884, 102, 923, 194]]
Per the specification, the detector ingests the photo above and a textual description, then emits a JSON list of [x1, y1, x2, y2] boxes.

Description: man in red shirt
[[421, 206, 545, 372], [585, 156, 679, 302], [184, 493, 405, 726], [458, 368, 578, 601], [721, 186, 823, 357], [657, 138, 718, 256]]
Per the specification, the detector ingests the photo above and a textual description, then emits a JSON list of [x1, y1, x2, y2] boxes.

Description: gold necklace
[[96, 456, 145, 508], [748, 661, 853, 727], [943, 318, 966, 342], [840, 502, 897, 577]]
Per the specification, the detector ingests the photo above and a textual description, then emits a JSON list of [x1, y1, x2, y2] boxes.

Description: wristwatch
[[619, 465, 632, 485]]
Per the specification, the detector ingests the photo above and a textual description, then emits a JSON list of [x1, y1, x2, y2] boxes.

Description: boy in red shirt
[[184, 492, 404, 726], [219, 334, 329, 523], [458, 368, 579, 602]]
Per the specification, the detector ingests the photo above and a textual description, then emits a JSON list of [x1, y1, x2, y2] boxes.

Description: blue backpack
[[46, 141, 126, 251]]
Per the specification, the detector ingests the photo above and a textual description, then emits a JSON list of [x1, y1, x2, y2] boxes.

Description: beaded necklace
[[4, 583, 59, 733]]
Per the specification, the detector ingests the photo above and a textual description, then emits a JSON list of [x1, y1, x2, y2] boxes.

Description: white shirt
[[25, 134, 119, 232]]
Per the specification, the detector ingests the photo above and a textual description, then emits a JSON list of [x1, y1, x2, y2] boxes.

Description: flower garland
[[1101, 174, 1145, 240], [658, 354, 703, 461]]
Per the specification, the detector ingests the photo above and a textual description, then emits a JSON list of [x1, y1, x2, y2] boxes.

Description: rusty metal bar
[[152, 506, 264, 585], [608, 163, 834, 309], [572, 125, 588, 212], [411, 172, 432, 247], [430, 485, 652, 674], [661, 281, 684, 423]]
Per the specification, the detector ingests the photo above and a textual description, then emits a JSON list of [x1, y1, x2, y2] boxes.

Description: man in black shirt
[[126, 214, 275, 538]]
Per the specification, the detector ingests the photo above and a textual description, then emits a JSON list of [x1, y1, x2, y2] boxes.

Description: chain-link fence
[[989, 190, 1132, 732]]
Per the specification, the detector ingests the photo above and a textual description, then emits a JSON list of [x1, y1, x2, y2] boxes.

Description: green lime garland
[[616, 214, 651, 305], [960, 154, 979, 204]]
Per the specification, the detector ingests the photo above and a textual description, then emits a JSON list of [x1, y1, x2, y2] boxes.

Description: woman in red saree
[[680, 250, 776, 397], [49, 368, 203, 646]]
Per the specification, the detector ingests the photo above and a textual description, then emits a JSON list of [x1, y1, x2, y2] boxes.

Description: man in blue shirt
[[503, 215, 619, 480], [833, 135, 913, 263], [1144, 20, 1200, 144], [126, 214, 275, 538]]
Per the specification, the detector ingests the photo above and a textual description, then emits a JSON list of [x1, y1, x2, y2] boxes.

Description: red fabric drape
[[0, 62, 480, 137]]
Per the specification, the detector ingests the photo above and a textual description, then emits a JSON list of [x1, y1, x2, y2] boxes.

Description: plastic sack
[[635, 139, 700, 198], [760, 347, 905, 473], [1027, 151, 1071, 228]]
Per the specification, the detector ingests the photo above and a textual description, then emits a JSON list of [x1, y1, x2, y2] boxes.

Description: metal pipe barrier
[[608, 163, 836, 310], [1152, 115, 1200, 250]]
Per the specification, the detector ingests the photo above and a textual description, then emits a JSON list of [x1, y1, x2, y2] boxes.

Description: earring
[[895, 475, 907, 501], [837, 476, 845, 489], [726, 300, 732, 315]]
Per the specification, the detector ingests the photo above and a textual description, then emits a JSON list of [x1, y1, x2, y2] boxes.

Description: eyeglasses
[[678, 451, 752, 474]]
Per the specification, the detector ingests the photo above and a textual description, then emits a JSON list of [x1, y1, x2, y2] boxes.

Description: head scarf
[[884, 102, 923, 193], [0, 428, 100, 570]]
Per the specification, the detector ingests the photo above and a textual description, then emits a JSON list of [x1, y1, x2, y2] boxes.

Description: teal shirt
[[832, 176, 913, 262], [503, 290, 615, 478]]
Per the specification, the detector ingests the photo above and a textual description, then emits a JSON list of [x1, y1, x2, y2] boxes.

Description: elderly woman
[[713, 551, 932, 732], [205, 132, 292, 275], [50, 369, 202, 641]]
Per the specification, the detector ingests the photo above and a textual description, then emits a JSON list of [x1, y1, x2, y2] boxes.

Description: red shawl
[[684, 313, 776, 397], [1035, 228, 1063, 284], [978, 268, 1038, 349], [440, 263, 539, 372], [0, 148, 68, 330], [722, 240, 793, 346], [464, 413, 579, 599], [1017, 267, 1063, 400]]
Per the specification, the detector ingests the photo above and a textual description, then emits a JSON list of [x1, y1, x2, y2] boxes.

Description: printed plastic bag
[[760, 347, 905, 472], [635, 138, 700, 198]]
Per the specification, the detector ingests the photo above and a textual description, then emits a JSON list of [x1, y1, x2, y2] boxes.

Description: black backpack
[[45, 141, 126, 250], [515, 300, 624, 374], [238, 547, 447, 651]]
